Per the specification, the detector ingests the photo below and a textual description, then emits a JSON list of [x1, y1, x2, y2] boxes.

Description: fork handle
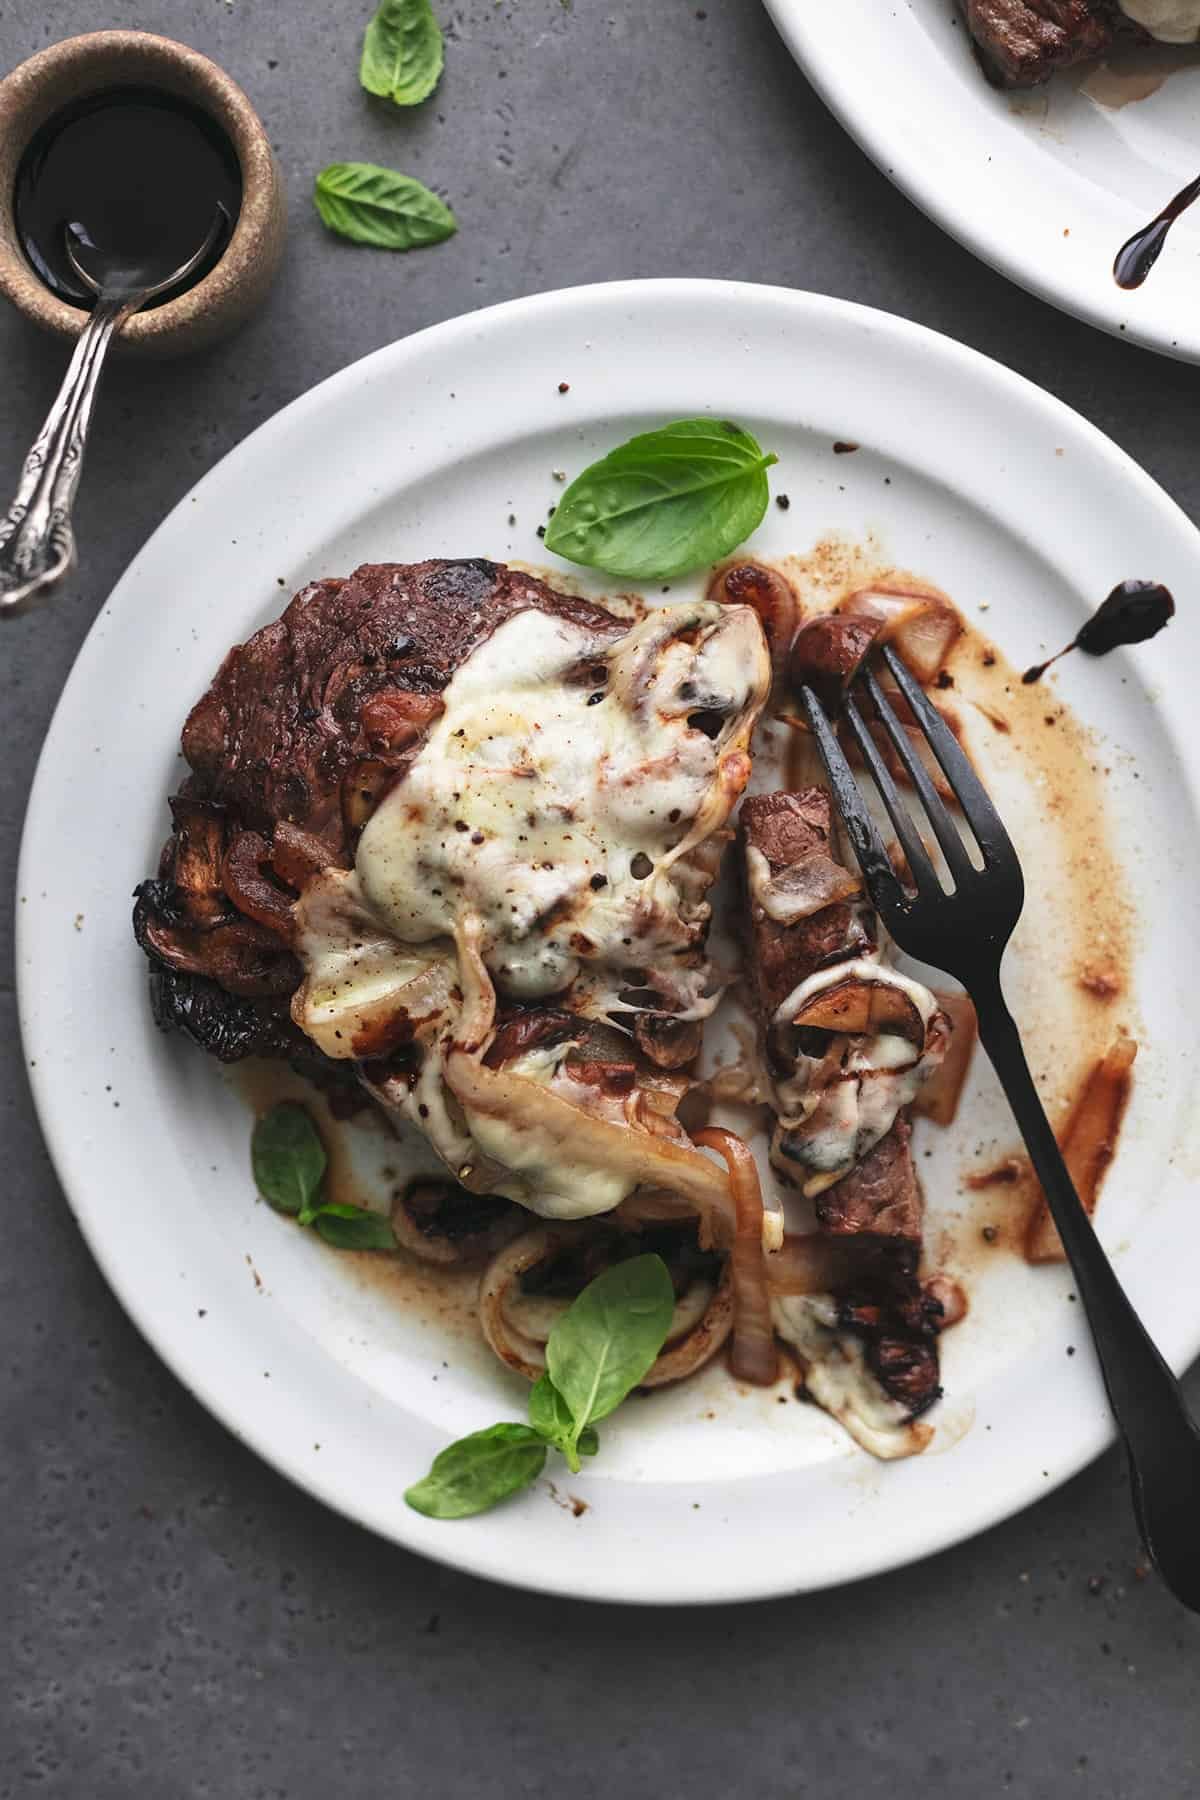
[[973, 975, 1200, 1609]]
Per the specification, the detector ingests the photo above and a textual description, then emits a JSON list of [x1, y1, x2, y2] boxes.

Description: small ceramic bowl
[[0, 30, 285, 357]]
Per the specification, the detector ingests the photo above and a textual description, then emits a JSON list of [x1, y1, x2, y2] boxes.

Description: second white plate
[[766, 0, 1200, 362]]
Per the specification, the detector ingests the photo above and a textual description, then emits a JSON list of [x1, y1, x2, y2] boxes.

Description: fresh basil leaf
[[528, 1371, 573, 1444], [545, 1254, 675, 1455], [543, 418, 778, 582], [314, 163, 457, 252], [251, 1103, 326, 1216], [360, 0, 444, 106], [405, 1423, 547, 1519], [528, 1376, 599, 1471], [310, 1201, 397, 1251]]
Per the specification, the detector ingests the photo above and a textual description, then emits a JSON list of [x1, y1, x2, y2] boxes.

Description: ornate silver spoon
[[0, 209, 223, 617]]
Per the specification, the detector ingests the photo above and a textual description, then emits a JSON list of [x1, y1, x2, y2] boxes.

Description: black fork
[[800, 644, 1200, 1612]]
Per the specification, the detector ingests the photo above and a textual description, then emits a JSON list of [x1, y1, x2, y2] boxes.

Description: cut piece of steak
[[739, 788, 872, 1021], [741, 785, 946, 1426], [813, 1112, 923, 1248], [959, 0, 1122, 87]]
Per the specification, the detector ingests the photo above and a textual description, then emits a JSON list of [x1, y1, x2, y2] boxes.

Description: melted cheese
[[770, 956, 944, 1195], [772, 1295, 921, 1459], [289, 598, 770, 1219], [356, 602, 765, 1002]]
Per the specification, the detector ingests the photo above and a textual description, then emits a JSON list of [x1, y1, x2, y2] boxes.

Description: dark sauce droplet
[[1022, 581, 1175, 684], [14, 86, 241, 308], [1114, 172, 1200, 291]]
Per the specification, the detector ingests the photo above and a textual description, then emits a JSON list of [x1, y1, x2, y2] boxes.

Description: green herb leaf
[[528, 1373, 603, 1472], [528, 1371, 573, 1443], [545, 1254, 675, 1458], [314, 163, 457, 251], [404, 1423, 547, 1518], [360, 0, 444, 106], [543, 418, 778, 582], [251, 1104, 327, 1216], [310, 1201, 397, 1251]]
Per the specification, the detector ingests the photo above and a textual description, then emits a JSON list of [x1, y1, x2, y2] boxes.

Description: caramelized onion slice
[[479, 1227, 564, 1379], [1026, 1036, 1138, 1264], [791, 977, 925, 1045], [693, 1128, 778, 1386], [639, 1264, 735, 1387], [912, 990, 977, 1126], [840, 582, 964, 684], [391, 1176, 523, 1267], [766, 1232, 860, 1297], [221, 831, 297, 942], [271, 820, 341, 891], [745, 843, 861, 924], [707, 560, 800, 672], [478, 1226, 735, 1389], [446, 1051, 736, 1228]]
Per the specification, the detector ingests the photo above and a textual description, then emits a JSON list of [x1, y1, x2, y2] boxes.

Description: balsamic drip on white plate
[[1113, 172, 1200, 290], [1022, 580, 1175, 685]]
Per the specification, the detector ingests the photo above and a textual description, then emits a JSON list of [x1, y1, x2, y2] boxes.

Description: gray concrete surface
[[3, 3, 1199, 1795]]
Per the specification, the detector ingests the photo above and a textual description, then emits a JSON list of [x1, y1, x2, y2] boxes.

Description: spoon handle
[[0, 293, 134, 616]]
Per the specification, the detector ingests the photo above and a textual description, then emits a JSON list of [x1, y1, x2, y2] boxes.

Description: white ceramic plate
[[764, 0, 1200, 362], [17, 280, 1200, 1603]]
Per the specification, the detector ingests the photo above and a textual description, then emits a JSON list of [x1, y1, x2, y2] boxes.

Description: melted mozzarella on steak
[[291, 598, 770, 1218]]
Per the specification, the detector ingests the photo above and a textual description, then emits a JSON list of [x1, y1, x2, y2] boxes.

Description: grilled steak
[[813, 1113, 923, 1248], [740, 789, 872, 1020], [741, 785, 946, 1418], [181, 558, 626, 851], [138, 560, 629, 1062], [959, 0, 1132, 87]]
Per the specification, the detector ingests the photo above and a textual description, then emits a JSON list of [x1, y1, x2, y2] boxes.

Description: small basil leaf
[[545, 1254, 675, 1449], [314, 163, 457, 252], [251, 1104, 326, 1216], [543, 418, 778, 582], [528, 1373, 599, 1473], [361, 0, 444, 106], [311, 1202, 397, 1250], [405, 1423, 547, 1519], [528, 1372, 574, 1446]]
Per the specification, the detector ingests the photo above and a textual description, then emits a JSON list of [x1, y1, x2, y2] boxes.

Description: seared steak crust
[[181, 560, 626, 853], [960, 0, 1131, 87], [837, 1261, 946, 1417]]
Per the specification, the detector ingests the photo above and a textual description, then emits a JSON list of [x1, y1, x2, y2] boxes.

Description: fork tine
[[840, 693, 941, 896], [859, 666, 976, 888], [880, 646, 1019, 869], [797, 684, 909, 919]]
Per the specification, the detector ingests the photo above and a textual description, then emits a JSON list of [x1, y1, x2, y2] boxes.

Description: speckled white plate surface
[[765, 0, 1200, 362], [17, 280, 1200, 1602]]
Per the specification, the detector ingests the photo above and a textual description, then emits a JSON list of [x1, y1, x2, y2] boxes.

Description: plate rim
[[17, 276, 1200, 1604], [762, 0, 1200, 366]]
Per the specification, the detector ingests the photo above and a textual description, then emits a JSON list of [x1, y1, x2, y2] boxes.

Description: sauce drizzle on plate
[[1022, 580, 1174, 684]]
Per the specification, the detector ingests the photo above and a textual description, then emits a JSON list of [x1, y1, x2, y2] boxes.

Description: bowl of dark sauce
[[0, 31, 284, 355]]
